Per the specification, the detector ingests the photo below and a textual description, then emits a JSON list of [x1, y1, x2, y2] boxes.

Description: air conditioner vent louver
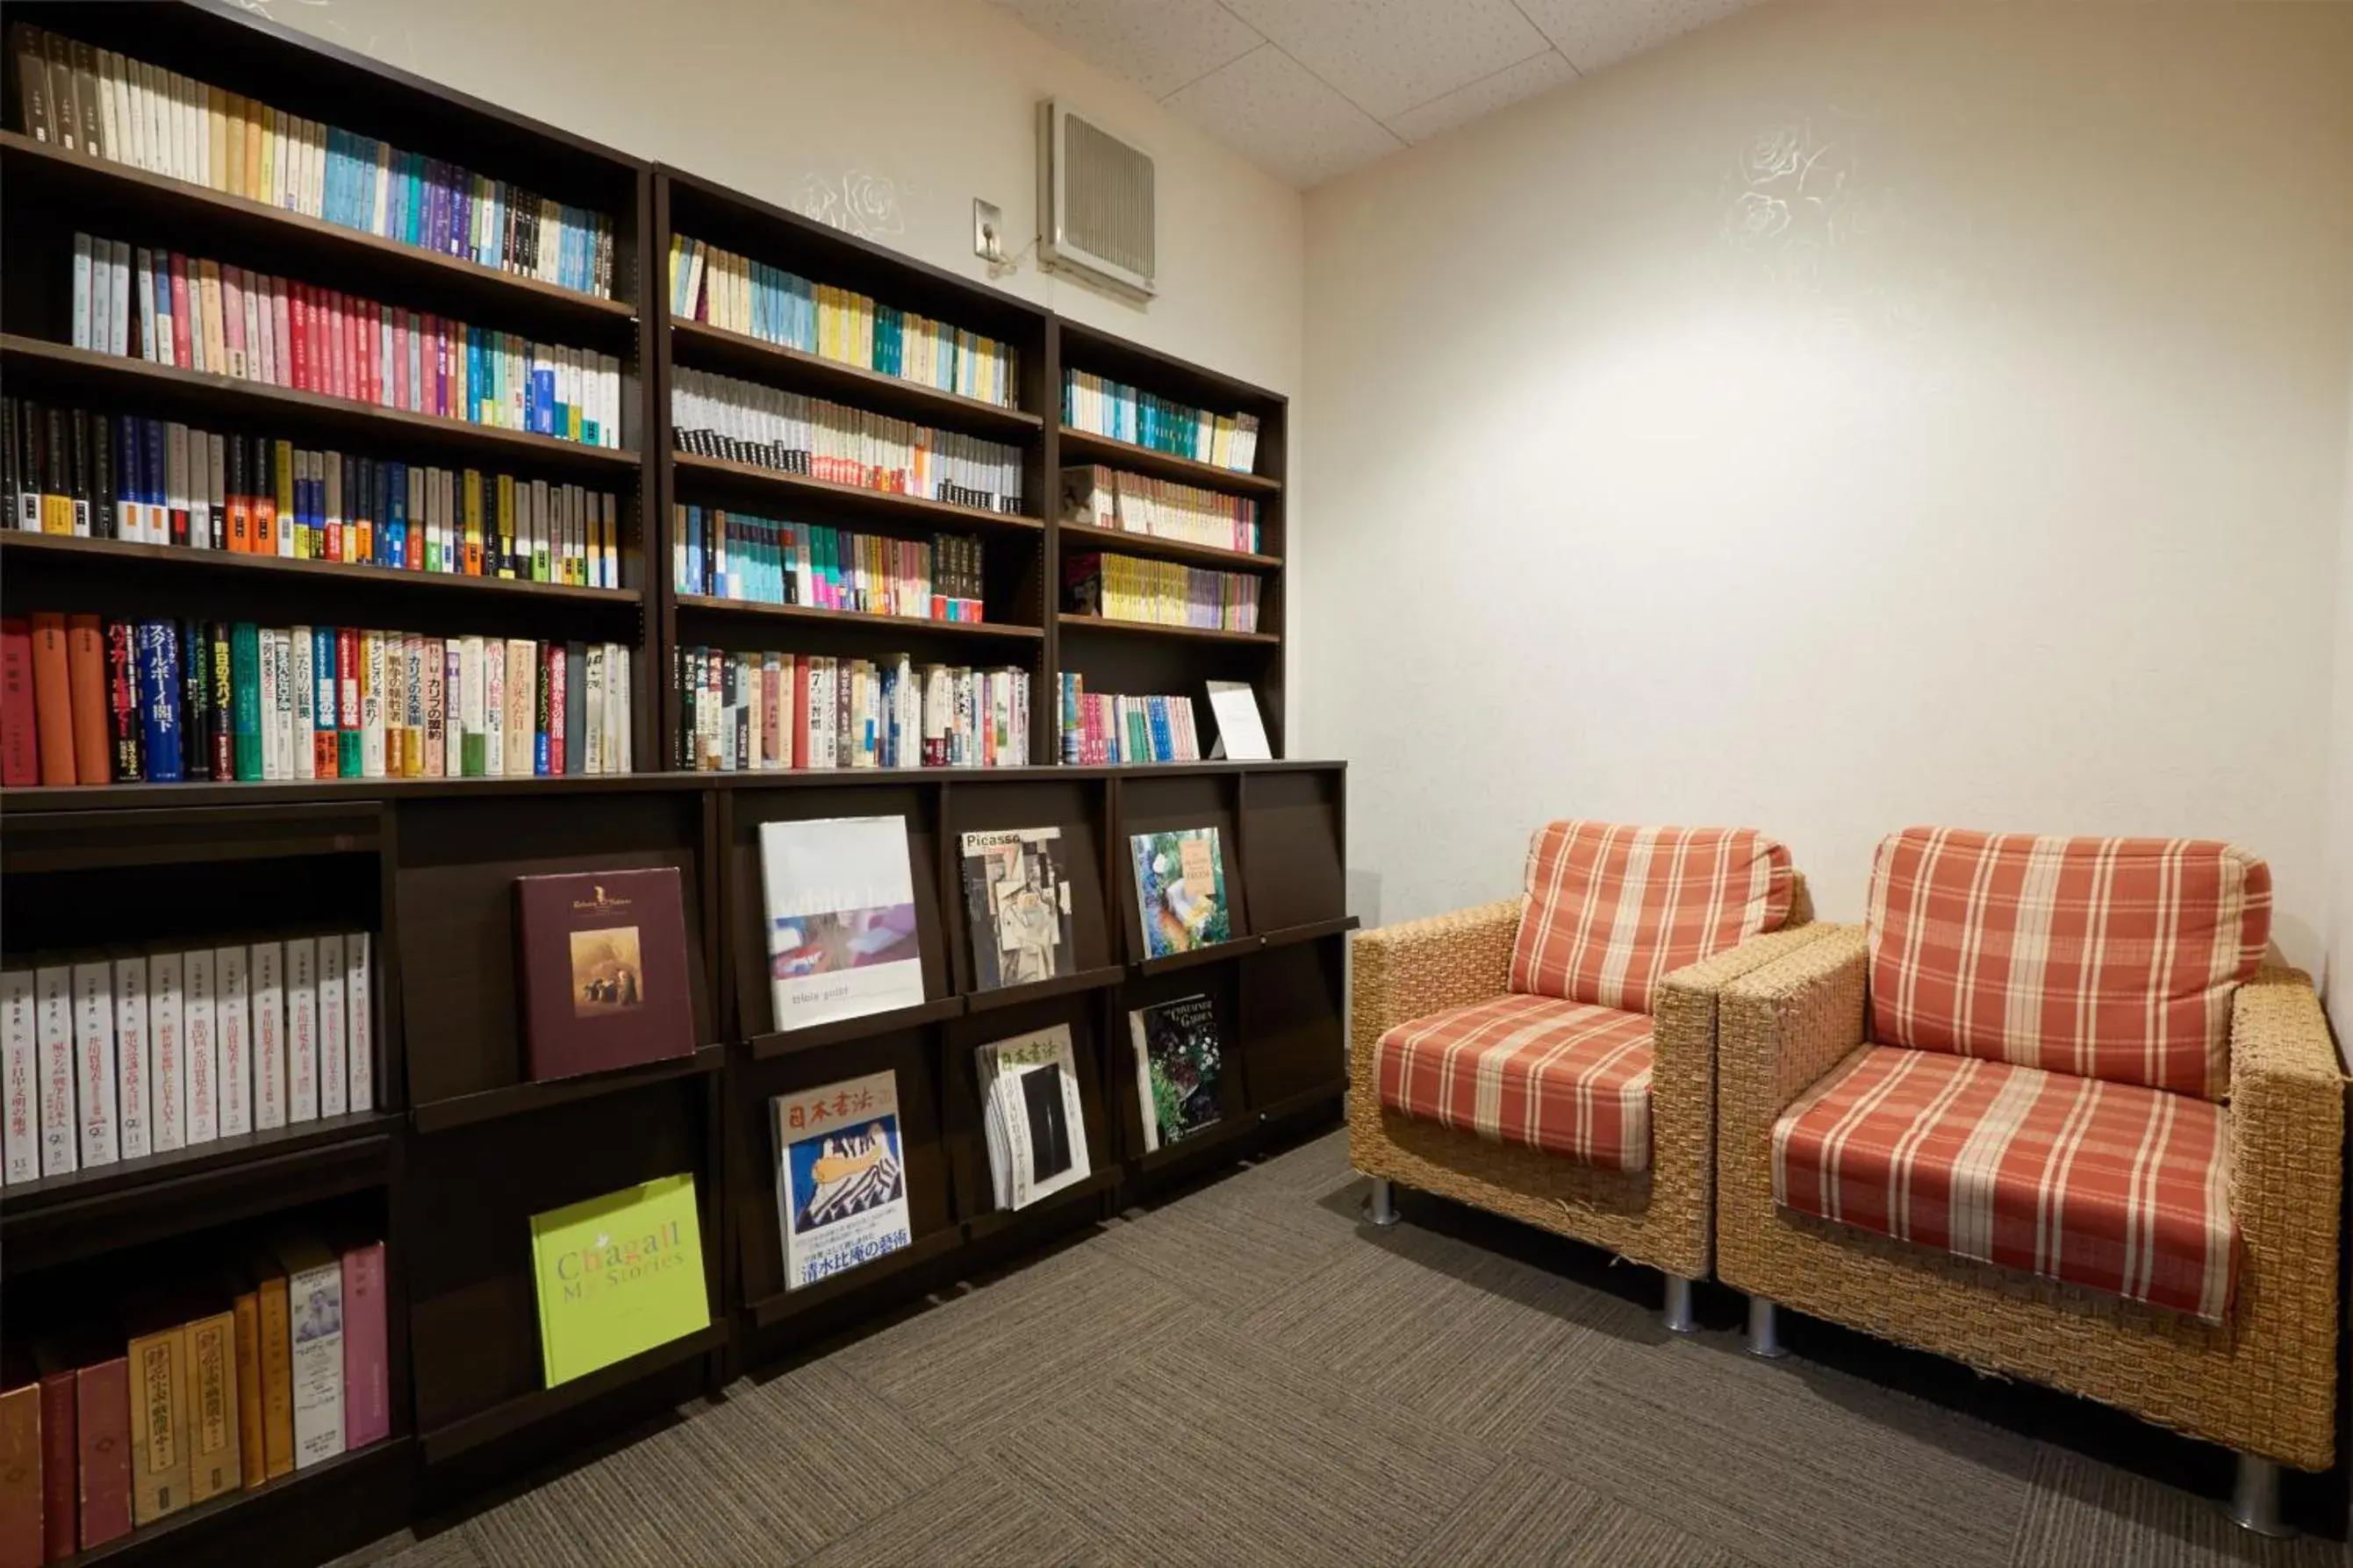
[[1040, 100, 1156, 299]]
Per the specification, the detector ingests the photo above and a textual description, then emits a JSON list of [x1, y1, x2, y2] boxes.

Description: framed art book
[[530, 1173, 708, 1387], [958, 827, 1073, 991], [771, 1071, 913, 1292], [757, 817, 925, 1031], [516, 869, 695, 1081], [1129, 994, 1224, 1152], [975, 1024, 1090, 1211], [1128, 827, 1231, 958]]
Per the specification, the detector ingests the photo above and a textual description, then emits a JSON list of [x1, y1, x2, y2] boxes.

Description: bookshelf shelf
[[60, 1435, 413, 1568], [1259, 914, 1360, 950], [1133, 1111, 1259, 1174], [0, 530, 648, 606], [1057, 521, 1282, 572], [964, 963, 1126, 1015], [1131, 934, 1268, 978], [671, 319, 1043, 437], [417, 1322, 729, 1465], [1256, 1078, 1352, 1124], [747, 993, 967, 1059], [1058, 427, 1281, 497], [411, 1044, 725, 1135], [1057, 614, 1281, 647], [745, 1223, 965, 1328], [671, 452, 1043, 535], [674, 594, 1044, 641], [963, 1167, 1121, 1241]]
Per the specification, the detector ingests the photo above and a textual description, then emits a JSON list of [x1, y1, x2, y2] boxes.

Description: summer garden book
[[958, 827, 1073, 992], [514, 868, 694, 1081], [771, 1070, 912, 1292], [1129, 994, 1224, 1152], [975, 1024, 1089, 1212], [530, 1173, 708, 1387], [1128, 827, 1231, 959], [758, 817, 923, 1032]]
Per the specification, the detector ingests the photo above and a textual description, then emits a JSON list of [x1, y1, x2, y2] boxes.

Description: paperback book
[[758, 817, 923, 1032], [1129, 828, 1231, 959], [958, 827, 1073, 991], [1130, 994, 1224, 1152], [514, 868, 694, 1082], [976, 1024, 1090, 1212], [529, 1173, 707, 1387], [771, 1070, 912, 1292]]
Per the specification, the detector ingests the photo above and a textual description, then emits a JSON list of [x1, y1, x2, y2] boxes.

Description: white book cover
[[35, 966, 76, 1177], [482, 638, 505, 777], [443, 642, 464, 777], [110, 240, 133, 359], [344, 934, 373, 1114], [583, 644, 606, 775], [147, 951, 185, 1152], [318, 934, 347, 1118], [72, 961, 120, 1167], [252, 942, 287, 1130], [757, 816, 924, 1033], [1204, 682, 1272, 762], [113, 957, 153, 1160], [286, 938, 319, 1122], [259, 626, 283, 780], [283, 1249, 347, 1468], [90, 241, 112, 363], [216, 946, 253, 1138], [290, 625, 316, 781], [2, 972, 38, 1183], [612, 647, 631, 770], [134, 247, 158, 364], [772, 1070, 912, 1292], [362, 630, 386, 779], [183, 949, 219, 1145], [975, 1023, 1091, 1211], [71, 233, 92, 350]]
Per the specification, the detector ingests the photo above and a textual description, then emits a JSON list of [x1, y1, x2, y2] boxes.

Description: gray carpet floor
[[342, 1129, 2352, 1568]]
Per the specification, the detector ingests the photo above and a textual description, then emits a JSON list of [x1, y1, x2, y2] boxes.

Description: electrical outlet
[[973, 198, 1005, 263]]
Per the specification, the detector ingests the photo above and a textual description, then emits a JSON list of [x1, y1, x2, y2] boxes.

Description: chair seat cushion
[[1773, 1046, 2237, 1321], [1377, 993, 1654, 1171]]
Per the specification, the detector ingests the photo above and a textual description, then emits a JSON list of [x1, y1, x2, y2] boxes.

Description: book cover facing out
[[1129, 827, 1231, 959], [772, 1070, 912, 1292], [959, 827, 1073, 992], [1130, 993, 1224, 1153], [530, 1173, 708, 1388], [758, 817, 923, 1032], [976, 1024, 1091, 1212], [515, 868, 694, 1082]]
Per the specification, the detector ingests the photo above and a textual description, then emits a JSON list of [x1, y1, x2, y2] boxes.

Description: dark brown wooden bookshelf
[[1058, 426, 1284, 496], [1058, 519, 1283, 571], [0, 530, 647, 606], [671, 451, 1045, 535], [671, 319, 1044, 437], [674, 593, 1044, 641], [1058, 613, 1282, 647]]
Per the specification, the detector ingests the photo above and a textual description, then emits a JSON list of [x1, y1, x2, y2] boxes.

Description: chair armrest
[[1348, 899, 1521, 1089], [2227, 965, 2343, 1345], [1653, 920, 1841, 1101], [1715, 924, 1870, 1144]]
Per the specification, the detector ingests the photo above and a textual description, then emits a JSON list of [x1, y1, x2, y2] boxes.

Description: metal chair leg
[[2228, 1453, 2293, 1537], [1746, 1295, 1789, 1358], [1364, 1176, 1400, 1228], [1661, 1273, 1699, 1335]]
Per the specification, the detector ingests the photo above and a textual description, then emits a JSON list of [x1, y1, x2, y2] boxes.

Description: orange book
[[27, 613, 75, 785], [64, 615, 109, 786], [230, 1286, 265, 1488], [241, 1254, 293, 1479]]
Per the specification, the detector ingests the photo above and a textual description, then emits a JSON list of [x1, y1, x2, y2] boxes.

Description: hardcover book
[[274, 1238, 344, 1470], [757, 817, 923, 1033], [529, 1173, 708, 1387], [958, 827, 1073, 992], [1128, 827, 1231, 959], [514, 869, 694, 1082], [1129, 994, 1225, 1152], [771, 1070, 912, 1292], [975, 1024, 1090, 1212]]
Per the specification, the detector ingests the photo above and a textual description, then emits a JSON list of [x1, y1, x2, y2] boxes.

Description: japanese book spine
[[1, 971, 36, 1183], [251, 941, 286, 1130], [217, 945, 253, 1137], [35, 964, 76, 1176], [317, 933, 347, 1118], [72, 958, 119, 1166], [285, 937, 318, 1122], [148, 950, 185, 1152]]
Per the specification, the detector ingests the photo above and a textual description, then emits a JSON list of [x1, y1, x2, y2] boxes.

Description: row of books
[[68, 234, 624, 449], [1058, 463, 1261, 555], [1063, 552, 1263, 634], [1058, 683, 1205, 765], [675, 648, 1031, 773], [668, 236, 1019, 408], [1, 616, 635, 786], [12, 24, 614, 297], [671, 368, 1025, 514], [3, 399, 621, 585], [672, 505, 987, 622], [1062, 370, 1261, 475], [2, 937, 373, 1184], [0, 1233, 390, 1559]]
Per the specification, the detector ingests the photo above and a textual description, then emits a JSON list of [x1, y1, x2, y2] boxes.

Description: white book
[[90, 240, 112, 359], [112, 957, 152, 1161], [147, 951, 185, 1152], [361, 631, 386, 778], [757, 816, 924, 1031], [286, 938, 319, 1122], [505, 638, 535, 777], [344, 934, 373, 1114], [317, 934, 347, 1118], [482, 637, 506, 777], [135, 246, 158, 364], [71, 233, 93, 351], [275, 628, 298, 775], [443, 641, 464, 777], [583, 645, 606, 775], [975, 1023, 1091, 1210], [612, 646, 631, 771], [260, 626, 283, 779], [126, 58, 152, 172], [99, 51, 126, 168], [109, 240, 133, 357], [2, 972, 39, 1183], [460, 635, 485, 773], [187, 426, 210, 547], [216, 947, 253, 1139], [72, 961, 119, 1168], [280, 1243, 346, 1468], [35, 966, 76, 1177], [252, 942, 287, 1130], [290, 626, 316, 780], [183, 949, 219, 1144]]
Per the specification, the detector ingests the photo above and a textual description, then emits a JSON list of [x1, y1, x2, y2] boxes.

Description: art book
[[976, 1024, 1090, 1212], [529, 1173, 707, 1387], [514, 868, 694, 1081], [1128, 827, 1231, 959], [772, 1070, 913, 1292], [1130, 994, 1224, 1152], [758, 817, 924, 1031], [958, 827, 1073, 991]]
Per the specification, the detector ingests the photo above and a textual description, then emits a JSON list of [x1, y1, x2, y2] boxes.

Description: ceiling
[[992, 0, 1763, 188]]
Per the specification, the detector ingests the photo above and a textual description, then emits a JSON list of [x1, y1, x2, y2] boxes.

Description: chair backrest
[[1509, 821, 1795, 1015], [1866, 827, 2269, 1100]]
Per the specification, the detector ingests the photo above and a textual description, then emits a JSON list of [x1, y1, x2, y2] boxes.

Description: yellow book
[[197, 258, 228, 376], [244, 101, 264, 202], [186, 1309, 240, 1503], [205, 83, 227, 191], [223, 94, 246, 198], [127, 1323, 190, 1525], [274, 440, 296, 558], [264, 108, 284, 209]]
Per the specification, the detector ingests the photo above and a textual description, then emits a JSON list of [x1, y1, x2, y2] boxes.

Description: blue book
[[533, 363, 556, 436], [387, 461, 408, 568], [321, 128, 341, 226], [137, 621, 183, 781], [683, 505, 702, 593], [406, 156, 425, 247], [312, 628, 339, 763]]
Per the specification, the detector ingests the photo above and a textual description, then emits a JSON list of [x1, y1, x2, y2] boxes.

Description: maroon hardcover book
[[75, 1358, 131, 1550], [515, 869, 694, 1081], [33, 1370, 70, 1564]]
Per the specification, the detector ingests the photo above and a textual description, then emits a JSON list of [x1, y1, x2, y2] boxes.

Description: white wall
[[1299, 1, 2353, 968], [2330, 350, 2353, 1052]]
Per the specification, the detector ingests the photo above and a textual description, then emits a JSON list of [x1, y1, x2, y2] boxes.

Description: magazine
[[976, 1024, 1091, 1211], [758, 816, 925, 1031], [959, 827, 1074, 991], [1128, 827, 1231, 958], [772, 1070, 914, 1292], [1129, 994, 1224, 1152]]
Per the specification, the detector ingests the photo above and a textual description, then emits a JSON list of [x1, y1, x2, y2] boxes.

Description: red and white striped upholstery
[[1867, 829, 2270, 1100], [1509, 822, 1794, 1015], [1377, 993, 1654, 1171], [1773, 1046, 2237, 1321]]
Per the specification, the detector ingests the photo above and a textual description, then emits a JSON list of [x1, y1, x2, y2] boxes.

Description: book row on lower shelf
[[1064, 552, 1263, 634], [674, 648, 1031, 773], [1056, 674, 1273, 767], [1058, 464, 1261, 555], [4, 397, 623, 585], [3, 934, 375, 1184], [672, 505, 988, 622], [11, 23, 616, 299], [64, 233, 624, 449], [1062, 369, 1261, 476], [3, 618, 635, 786], [0, 1230, 391, 1563]]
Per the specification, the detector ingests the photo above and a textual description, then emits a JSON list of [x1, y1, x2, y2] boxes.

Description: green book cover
[[529, 1173, 708, 1387], [229, 621, 261, 781], [461, 730, 486, 777]]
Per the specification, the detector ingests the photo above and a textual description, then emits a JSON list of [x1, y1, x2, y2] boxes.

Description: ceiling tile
[[1162, 44, 1407, 188], [1515, 0, 1761, 75], [989, 0, 1265, 99], [1384, 49, 1579, 145], [1219, 0, 1553, 121]]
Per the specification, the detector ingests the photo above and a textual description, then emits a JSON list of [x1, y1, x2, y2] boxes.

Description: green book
[[461, 729, 486, 777], [529, 1173, 708, 1387], [230, 621, 261, 781]]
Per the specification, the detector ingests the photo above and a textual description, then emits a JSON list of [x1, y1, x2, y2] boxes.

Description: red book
[[0, 619, 35, 786], [0, 1383, 36, 1568], [65, 615, 110, 787], [106, 623, 140, 783], [791, 655, 810, 770], [513, 869, 695, 1080], [168, 255, 192, 369], [392, 314, 409, 411], [355, 299, 373, 405], [291, 283, 312, 391], [75, 1358, 131, 1550], [339, 1242, 390, 1450], [220, 265, 247, 378], [368, 304, 384, 406], [433, 319, 450, 418], [336, 627, 360, 740], [326, 291, 348, 399], [34, 1371, 71, 1564], [271, 276, 293, 388], [28, 613, 75, 785]]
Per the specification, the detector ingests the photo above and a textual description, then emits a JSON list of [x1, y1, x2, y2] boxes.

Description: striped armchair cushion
[[1773, 1046, 2236, 1321], [1868, 828, 2270, 1099], [1509, 821, 1794, 1013], [1376, 993, 1654, 1171]]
